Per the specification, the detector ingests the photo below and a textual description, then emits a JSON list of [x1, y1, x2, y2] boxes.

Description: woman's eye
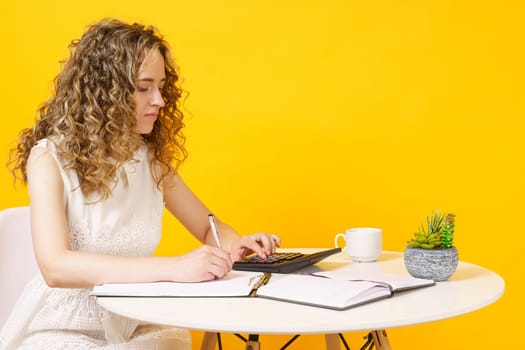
[[137, 86, 149, 92]]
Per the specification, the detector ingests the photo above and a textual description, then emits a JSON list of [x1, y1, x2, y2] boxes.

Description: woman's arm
[[27, 147, 232, 288], [162, 173, 281, 261]]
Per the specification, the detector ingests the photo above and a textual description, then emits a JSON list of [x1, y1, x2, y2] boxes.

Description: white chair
[[0, 206, 39, 328]]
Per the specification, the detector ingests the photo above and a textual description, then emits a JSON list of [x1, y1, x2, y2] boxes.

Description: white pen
[[208, 214, 222, 248]]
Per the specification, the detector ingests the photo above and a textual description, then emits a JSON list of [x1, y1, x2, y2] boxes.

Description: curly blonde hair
[[10, 18, 187, 201]]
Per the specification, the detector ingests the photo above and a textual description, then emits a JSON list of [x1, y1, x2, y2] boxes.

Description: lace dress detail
[[0, 139, 191, 350]]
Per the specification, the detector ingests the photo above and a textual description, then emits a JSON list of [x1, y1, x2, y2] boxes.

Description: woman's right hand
[[168, 245, 233, 282]]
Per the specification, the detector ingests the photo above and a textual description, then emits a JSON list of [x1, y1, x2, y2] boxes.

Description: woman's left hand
[[229, 233, 281, 261]]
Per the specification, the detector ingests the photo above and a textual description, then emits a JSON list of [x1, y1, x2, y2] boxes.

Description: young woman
[[1, 18, 280, 349]]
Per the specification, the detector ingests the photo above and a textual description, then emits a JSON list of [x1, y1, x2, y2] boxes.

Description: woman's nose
[[152, 88, 165, 107]]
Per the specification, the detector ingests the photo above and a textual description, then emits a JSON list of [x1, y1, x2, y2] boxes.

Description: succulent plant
[[440, 213, 456, 249], [407, 210, 456, 249]]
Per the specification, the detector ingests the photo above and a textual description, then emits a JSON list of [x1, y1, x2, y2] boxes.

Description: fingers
[[270, 234, 282, 248], [185, 234, 283, 281], [242, 233, 282, 258], [257, 233, 278, 255], [263, 233, 281, 254], [197, 245, 232, 280]]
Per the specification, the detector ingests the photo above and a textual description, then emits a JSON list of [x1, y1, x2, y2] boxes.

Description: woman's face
[[134, 49, 166, 134]]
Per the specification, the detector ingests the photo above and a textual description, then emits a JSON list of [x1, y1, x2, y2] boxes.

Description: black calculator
[[232, 248, 342, 273]]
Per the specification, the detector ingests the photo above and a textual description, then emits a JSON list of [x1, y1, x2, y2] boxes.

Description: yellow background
[[1, 1, 523, 348]]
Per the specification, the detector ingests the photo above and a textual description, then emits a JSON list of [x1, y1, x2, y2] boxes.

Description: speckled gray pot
[[404, 246, 458, 281]]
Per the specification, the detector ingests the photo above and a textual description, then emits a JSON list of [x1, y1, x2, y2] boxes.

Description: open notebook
[[92, 269, 434, 311]]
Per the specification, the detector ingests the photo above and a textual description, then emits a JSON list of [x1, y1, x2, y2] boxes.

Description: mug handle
[[334, 233, 346, 249]]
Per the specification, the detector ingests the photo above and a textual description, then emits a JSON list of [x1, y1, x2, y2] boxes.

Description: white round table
[[97, 250, 504, 349]]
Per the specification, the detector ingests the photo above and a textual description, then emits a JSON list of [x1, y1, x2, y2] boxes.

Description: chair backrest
[[0, 206, 39, 327]]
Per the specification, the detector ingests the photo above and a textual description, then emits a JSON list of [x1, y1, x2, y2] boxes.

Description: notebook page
[[312, 265, 434, 291], [256, 274, 391, 310], [91, 270, 260, 297]]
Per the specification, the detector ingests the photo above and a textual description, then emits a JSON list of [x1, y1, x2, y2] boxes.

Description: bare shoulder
[[27, 145, 62, 182], [28, 145, 54, 167]]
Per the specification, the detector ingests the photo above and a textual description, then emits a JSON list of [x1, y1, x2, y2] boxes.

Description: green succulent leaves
[[407, 210, 456, 249], [440, 213, 456, 249], [408, 231, 441, 249]]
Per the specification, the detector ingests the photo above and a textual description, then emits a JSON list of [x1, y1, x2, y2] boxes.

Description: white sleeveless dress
[[0, 139, 191, 349]]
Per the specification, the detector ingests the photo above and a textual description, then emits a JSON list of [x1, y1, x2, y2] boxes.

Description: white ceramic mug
[[334, 227, 382, 262]]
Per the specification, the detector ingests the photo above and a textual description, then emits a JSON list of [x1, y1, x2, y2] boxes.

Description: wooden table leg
[[245, 334, 261, 350], [324, 334, 342, 350], [371, 330, 392, 350], [200, 332, 218, 350]]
